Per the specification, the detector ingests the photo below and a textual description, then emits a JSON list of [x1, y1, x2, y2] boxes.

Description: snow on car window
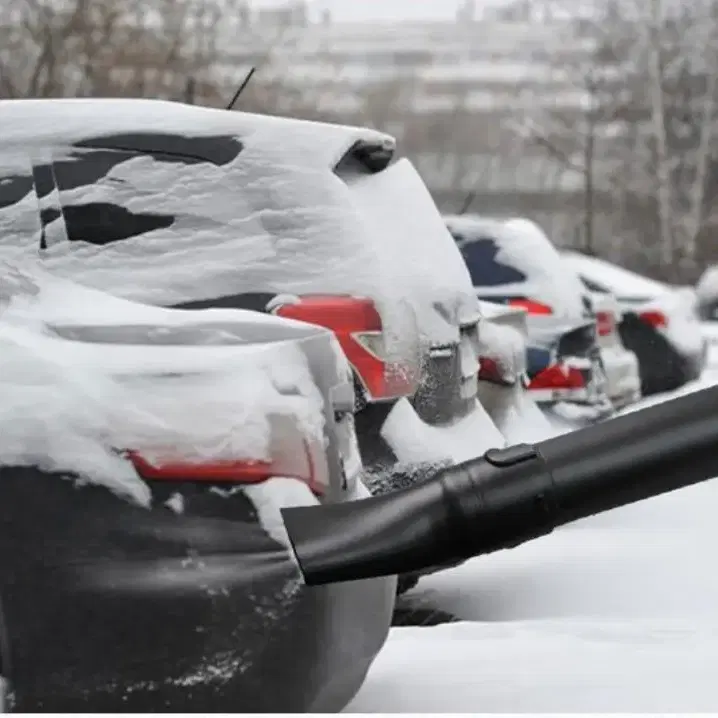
[[15, 117, 478, 359], [447, 224, 527, 287], [347, 159, 479, 350], [562, 251, 669, 298], [445, 215, 586, 315]]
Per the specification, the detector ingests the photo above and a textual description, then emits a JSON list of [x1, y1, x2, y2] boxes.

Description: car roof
[[562, 250, 669, 297], [0, 98, 395, 170]]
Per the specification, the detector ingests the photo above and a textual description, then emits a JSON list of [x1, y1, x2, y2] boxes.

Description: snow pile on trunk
[[478, 319, 526, 385], [0, 264, 327, 506], [477, 320, 554, 444]]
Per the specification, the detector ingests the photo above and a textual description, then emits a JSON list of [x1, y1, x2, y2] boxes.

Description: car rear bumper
[[0, 467, 395, 712]]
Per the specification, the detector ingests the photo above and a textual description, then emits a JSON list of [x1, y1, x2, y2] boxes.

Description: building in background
[[209, 0, 613, 243]]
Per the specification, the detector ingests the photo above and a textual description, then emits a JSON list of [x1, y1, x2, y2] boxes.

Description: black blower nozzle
[[282, 384, 718, 586]]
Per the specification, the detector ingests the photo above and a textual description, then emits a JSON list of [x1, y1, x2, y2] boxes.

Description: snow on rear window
[[562, 251, 669, 298], [0, 264, 327, 505], [445, 215, 586, 314], [347, 159, 479, 348], [13, 133, 480, 358]]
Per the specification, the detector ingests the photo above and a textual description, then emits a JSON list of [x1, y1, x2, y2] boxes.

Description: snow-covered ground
[[348, 346, 718, 712]]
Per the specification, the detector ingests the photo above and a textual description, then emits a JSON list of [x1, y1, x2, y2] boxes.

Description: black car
[[0, 269, 395, 711]]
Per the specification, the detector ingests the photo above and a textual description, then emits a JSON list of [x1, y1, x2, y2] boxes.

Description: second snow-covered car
[[445, 214, 612, 422], [563, 250, 706, 395], [0, 265, 395, 712]]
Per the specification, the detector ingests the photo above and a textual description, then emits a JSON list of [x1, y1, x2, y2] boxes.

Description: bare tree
[[513, 0, 718, 280]]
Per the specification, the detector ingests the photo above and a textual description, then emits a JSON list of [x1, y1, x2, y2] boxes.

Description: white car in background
[[562, 251, 707, 396], [445, 214, 613, 423], [586, 290, 642, 409]]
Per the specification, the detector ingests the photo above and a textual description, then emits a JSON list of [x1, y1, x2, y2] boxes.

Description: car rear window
[[449, 233, 527, 287]]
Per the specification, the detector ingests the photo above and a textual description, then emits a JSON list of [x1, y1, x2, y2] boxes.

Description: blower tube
[[281, 384, 718, 586]]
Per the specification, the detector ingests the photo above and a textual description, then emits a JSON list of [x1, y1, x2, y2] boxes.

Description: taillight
[[508, 298, 554, 315], [595, 310, 615, 336], [272, 295, 419, 402], [639, 310, 668, 329], [528, 364, 586, 390], [478, 356, 515, 386], [124, 416, 329, 496]]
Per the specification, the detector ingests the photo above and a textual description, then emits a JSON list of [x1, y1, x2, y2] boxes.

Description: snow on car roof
[[0, 98, 395, 171], [696, 265, 718, 302], [445, 214, 586, 316], [562, 250, 669, 298], [0, 263, 329, 505]]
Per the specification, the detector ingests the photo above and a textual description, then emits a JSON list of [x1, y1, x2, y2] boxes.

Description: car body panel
[[0, 268, 395, 712]]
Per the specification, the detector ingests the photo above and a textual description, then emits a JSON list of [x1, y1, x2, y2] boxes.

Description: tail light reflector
[[639, 310, 668, 329], [273, 295, 420, 402], [478, 355, 515, 386], [125, 416, 329, 496], [528, 363, 586, 391], [595, 310, 615, 336], [508, 298, 554, 315]]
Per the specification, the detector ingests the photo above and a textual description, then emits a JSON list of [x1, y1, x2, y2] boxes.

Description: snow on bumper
[[601, 345, 641, 407], [380, 396, 507, 467]]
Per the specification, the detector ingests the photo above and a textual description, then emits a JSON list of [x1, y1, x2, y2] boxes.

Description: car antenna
[[457, 190, 476, 215], [226, 66, 257, 111]]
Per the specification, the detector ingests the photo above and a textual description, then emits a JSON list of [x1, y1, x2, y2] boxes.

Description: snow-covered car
[[444, 214, 612, 422], [0, 265, 395, 712], [563, 251, 707, 396], [695, 265, 718, 348], [696, 264, 718, 322], [0, 98, 505, 499], [585, 290, 642, 409], [475, 300, 555, 444]]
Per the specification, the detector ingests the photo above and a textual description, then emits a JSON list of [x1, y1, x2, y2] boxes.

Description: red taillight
[[508, 298, 554, 315], [639, 310, 668, 329], [125, 414, 329, 496], [528, 364, 586, 390], [127, 441, 326, 496], [478, 355, 514, 386], [595, 310, 615, 337], [273, 295, 419, 401]]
